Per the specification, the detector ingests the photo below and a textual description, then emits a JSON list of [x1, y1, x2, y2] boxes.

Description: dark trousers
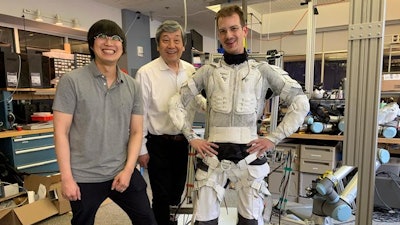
[[70, 169, 157, 225], [146, 133, 189, 225]]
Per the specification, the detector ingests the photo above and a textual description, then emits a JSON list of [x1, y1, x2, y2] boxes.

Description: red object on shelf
[[31, 114, 54, 122]]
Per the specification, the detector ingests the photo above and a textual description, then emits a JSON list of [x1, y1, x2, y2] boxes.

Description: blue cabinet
[[0, 132, 59, 176]]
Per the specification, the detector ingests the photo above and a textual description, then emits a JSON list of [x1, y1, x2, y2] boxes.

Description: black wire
[[270, 160, 286, 174], [273, 150, 294, 225], [281, 152, 292, 204]]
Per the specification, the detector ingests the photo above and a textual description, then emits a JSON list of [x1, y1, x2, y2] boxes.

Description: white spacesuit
[[169, 58, 309, 225]]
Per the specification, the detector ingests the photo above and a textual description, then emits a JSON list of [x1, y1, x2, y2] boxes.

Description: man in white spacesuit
[[169, 5, 309, 225]]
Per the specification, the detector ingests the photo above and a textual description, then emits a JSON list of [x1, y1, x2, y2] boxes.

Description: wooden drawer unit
[[299, 145, 336, 174], [0, 132, 59, 175]]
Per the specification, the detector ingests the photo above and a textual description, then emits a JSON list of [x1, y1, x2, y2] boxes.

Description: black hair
[[87, 19, 127, 59]]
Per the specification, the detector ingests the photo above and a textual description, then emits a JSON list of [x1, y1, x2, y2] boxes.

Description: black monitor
[[190, 29, 203, 51], [20, 53, 42, 88]]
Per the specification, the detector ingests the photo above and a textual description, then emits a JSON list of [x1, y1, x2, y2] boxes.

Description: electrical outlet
[[137, 46, 144, 57], [392, 34, 399, 43]]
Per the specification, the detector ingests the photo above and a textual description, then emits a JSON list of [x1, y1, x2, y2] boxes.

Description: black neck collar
[[223, 50, 248, 65]]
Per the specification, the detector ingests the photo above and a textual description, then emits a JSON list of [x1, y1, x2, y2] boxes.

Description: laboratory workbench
[[0, 127, 54, 138]]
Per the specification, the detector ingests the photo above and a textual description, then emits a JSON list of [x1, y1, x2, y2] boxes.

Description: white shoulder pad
[[248, 59, 261, 68], [282, 74, 302, 89], [269, 64, 289, 76]]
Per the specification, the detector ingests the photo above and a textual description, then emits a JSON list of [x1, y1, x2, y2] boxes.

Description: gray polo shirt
[[52, 61, 143, 183]]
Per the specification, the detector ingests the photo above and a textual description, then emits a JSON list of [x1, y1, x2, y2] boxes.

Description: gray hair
[[155, 20, 186, 46]]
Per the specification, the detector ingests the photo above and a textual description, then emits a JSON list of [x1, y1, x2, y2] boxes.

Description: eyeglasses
[[94, 33, 123, 43]]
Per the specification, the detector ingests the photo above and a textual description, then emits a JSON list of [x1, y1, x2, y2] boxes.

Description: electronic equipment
[[20, 53, 44, 88], [0, 91, 14, 130], [0, 51, 21, 88], [12, 99, 52, 124], [1, 52, 55, 88], [12, 101, 37, 124], [41, 55, 54, 88]]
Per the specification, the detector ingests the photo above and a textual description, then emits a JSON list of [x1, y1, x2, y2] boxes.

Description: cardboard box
[[0, 174, 71, 225], [381, 73, 400, 91], [23, 174, 71, 214], [48, 182, 71, 214], [0, 198, 59, 225]]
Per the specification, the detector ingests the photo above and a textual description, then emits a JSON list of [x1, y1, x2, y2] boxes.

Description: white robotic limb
[[313, 148, 390, 223], [274, 148, 390, 225]]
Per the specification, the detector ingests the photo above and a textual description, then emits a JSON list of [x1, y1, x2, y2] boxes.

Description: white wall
[[247, 0, 400, 56], [0, 0, 122, 30], [1, 0, 399, 56], [257, 0, 400, 35]]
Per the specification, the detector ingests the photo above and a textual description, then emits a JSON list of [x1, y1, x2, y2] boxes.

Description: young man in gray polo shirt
[[52, 19, 157, 225]]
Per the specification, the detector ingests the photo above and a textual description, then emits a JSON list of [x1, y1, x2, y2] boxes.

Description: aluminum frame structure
[[343, 1, 386, 225]]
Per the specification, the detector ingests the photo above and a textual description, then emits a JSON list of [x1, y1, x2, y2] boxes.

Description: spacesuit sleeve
[[168, 66, 209, 142], [263, 65, 310, 144]]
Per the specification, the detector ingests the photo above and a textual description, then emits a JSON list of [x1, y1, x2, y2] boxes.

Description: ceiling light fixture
[[23, 8, 81, 29], [55, 14, 63, 26], [206, 0, 241, 13], [206, 4, 221, 13], [34, 10, 43, 22], [72, 18, 80, 29]]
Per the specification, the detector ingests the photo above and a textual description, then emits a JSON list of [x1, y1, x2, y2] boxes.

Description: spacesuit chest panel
[[235, 66, 263, 114], [208, 65, 262, 115]]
